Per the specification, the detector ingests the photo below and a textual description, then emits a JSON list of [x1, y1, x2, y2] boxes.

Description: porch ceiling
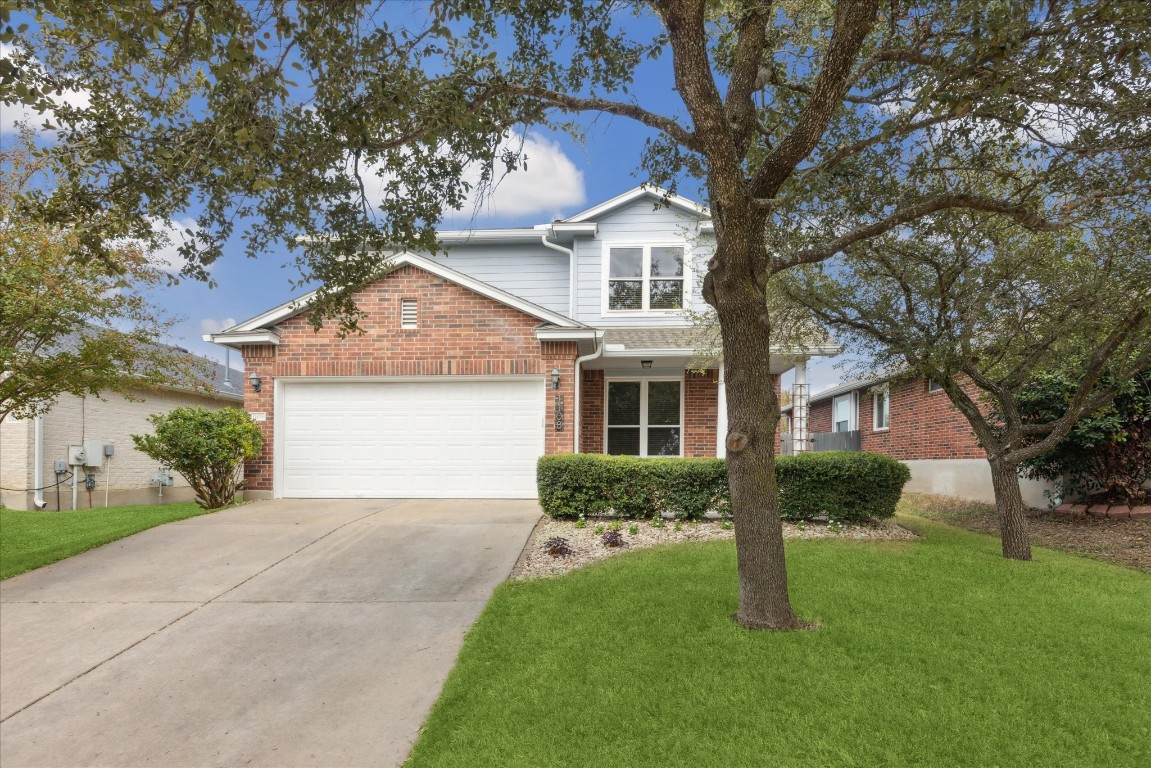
[[589, 327, 828, 374]]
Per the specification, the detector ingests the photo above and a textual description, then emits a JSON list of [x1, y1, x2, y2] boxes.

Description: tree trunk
[[988, 457, 1032, 561], [718, 292, 802, 630]]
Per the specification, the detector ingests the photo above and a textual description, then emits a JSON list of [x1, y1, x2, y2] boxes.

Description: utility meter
[[67, 445, 87, 466]]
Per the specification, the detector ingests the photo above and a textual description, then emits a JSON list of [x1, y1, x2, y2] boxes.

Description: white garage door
[[278, 378, 544, 498]]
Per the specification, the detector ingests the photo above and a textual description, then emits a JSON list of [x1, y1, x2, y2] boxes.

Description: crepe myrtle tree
[[0, 138, 202, 424], [787, 213, 1151, 560], [5, 1, 1151, 628]]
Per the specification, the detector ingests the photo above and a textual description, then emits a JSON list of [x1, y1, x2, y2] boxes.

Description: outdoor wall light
[[551, 368, 561, 389], [248, 373, 262, 393], [641, 360, 653, 369]]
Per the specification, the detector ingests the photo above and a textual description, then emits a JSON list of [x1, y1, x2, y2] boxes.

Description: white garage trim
[[274, 376, 545, 499]]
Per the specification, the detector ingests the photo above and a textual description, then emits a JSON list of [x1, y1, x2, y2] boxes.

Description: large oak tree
[[3, 0, 1149, 628]]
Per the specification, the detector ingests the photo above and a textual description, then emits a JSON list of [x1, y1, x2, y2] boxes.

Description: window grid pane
[[648, 279, 683, 309], [647, 427, 681, 456], [647, 381, 681, 425], [609, 248, 643, 278], [608, 280, 643, 310], [607, 427, 641, 455], [649, 247, 684, 277], [607, 382, 641, 425]]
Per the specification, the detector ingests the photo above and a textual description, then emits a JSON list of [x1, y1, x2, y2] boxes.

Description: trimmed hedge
[[537, 451, 910, 523], [776, 451, 911, 522]]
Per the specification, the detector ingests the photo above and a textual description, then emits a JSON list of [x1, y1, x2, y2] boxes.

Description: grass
[[407, 516, 1151, 767], [0, 502, 213, 579]]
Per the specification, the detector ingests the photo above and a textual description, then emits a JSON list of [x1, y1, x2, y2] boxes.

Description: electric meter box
[[83, 439, 105, 466], [67, 445, 87, 466]]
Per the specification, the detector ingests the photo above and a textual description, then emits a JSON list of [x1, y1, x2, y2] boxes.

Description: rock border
[[511, 517, 918, 580], [1054, 503, 1151, 519]]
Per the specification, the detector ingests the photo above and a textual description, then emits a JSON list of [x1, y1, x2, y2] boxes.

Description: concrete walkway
[[0, 499, 540, 767]]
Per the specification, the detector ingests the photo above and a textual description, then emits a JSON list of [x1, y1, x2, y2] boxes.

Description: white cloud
[[0, 44, 91, 136], [357, 130, 586, 224], [147, 216, 204, 275], [453, 132, 586, 221], [199, 317, 238, 334]]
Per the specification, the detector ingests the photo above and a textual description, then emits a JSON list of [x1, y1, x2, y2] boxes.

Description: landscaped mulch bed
[[900, 493, 1151, 573], [512, 516, 917, 580]]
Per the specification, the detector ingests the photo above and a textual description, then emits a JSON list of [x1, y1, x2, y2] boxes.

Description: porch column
[[793, 358, 809, 453], [716, 364, 727, 458]]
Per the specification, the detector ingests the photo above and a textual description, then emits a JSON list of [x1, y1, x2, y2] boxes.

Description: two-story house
[[205, 186, 836, 499]]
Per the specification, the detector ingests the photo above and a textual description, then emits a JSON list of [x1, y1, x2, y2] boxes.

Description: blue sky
[[0, 9, 848, 394]]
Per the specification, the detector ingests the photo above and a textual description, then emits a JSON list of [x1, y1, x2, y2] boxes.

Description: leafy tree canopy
[[0, 137, 208, 423]]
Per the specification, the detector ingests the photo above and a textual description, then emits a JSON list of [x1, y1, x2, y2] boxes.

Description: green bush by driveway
[[407, 518, 1151, 767], [0, 502, 211, 579]]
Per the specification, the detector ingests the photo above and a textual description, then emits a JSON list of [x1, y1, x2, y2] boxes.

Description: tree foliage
[[1017, 370, 1151, 506], [0, 138, 205, 423], [132, 406, 262, 510], [5, 0, 1150, 626], [786, 214, 1151, 558]]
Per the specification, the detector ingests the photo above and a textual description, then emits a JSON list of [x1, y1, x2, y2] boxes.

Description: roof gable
[[208, 253, 585, 347], [561, 185, 710, 223]]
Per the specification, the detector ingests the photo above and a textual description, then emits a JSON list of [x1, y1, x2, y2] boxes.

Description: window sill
[[873, 426, 890, 432]]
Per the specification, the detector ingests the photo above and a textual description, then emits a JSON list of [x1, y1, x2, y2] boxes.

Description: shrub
[[775, 451, 910, 522], [541, 536, 573, 558], [132, 407, 262, 510], [538, 451, 910, 523], [536, 454, 726, 520], [601, 530, 625, 548], [1016, 370, 1151, 505]]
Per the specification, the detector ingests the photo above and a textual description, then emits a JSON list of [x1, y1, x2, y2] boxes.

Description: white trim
[[209, 252, 585, 346], [535, 328, 603, 342], [716, 364, 727, 458], [436, 228, 543, 243], [202, 330, 281, 349], [563, 184, 710, 223], [600, 242, 692, 316], [603, 376, 685, 458]]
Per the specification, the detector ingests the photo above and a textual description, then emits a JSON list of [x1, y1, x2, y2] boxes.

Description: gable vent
[[401, 299, 418, 329]]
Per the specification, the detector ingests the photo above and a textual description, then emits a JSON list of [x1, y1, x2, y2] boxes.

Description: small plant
[[601, 529, 625, 548], [628, 524, 639, 535], [574, 515, 587, 529], [609, 520, 622, 532], [650, 515, 665, 529], [542, 536, 573, 558], [721, 520, 733, 530], [796, 520, 807, 532], [594, 524, 605, 535], [673, 521, 682, 532], [828, 518, 843, 534]]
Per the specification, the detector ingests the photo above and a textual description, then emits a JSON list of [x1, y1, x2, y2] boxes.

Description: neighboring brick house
[[206, 186, 837, 500], [781, 376, 1056, 506], [0, 360, 243, 510]]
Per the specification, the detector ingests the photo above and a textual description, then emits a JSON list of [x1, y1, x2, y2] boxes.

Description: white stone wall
[[0, 416, 31, 508], [3, 388, 242, 510], [903, 458, 1059, 508]]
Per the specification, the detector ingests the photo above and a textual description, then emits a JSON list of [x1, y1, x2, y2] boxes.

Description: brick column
[[684, 369, 719, 458], [580, 369, 605, 454], [541, 341, 579, 454], [241, 344, 276, 493]]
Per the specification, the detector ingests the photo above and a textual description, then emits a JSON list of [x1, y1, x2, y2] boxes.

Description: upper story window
[[605, 245, 685, 312], [927, 379, 944, 393]]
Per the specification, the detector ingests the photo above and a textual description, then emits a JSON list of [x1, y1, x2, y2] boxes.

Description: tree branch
[[750, 0, 880, 199]]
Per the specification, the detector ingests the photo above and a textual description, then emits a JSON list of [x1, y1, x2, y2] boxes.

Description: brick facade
[[580, 369, 605, 454], [684, 369, 719, 458], [805, 377, 984, 461], [239, 265, 573, 492]]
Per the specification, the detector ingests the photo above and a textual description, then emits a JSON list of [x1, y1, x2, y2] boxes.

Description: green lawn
[[408, 517, 1151, 767], [0, 502, 212, 579]]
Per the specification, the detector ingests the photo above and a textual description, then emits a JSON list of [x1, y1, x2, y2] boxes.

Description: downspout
[[572, 334, 604, 454], [539, 229, 577, 319], [33, 415, 47, 509]]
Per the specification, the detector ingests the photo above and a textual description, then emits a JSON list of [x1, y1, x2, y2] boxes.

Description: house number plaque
[[554, 394, 565, 431]]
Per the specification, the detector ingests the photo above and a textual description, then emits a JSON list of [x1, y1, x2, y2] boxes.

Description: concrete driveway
[[0, 499, 540, 768]]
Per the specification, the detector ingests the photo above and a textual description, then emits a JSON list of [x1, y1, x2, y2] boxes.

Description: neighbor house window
[[928, 379, 943, 392], [606, 245, 685, 311], [873, 388, 890, 430], [832, 393, 856, 433], [606, 379, 682, 456]]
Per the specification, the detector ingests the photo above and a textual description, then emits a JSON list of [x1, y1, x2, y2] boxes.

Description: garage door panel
[[279, 379, 543, 499]]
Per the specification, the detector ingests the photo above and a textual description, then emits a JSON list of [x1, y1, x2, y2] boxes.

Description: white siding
[[574, 199, 713, 326], [0, 416, 30, 509], [425, 243, 570, 316]]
